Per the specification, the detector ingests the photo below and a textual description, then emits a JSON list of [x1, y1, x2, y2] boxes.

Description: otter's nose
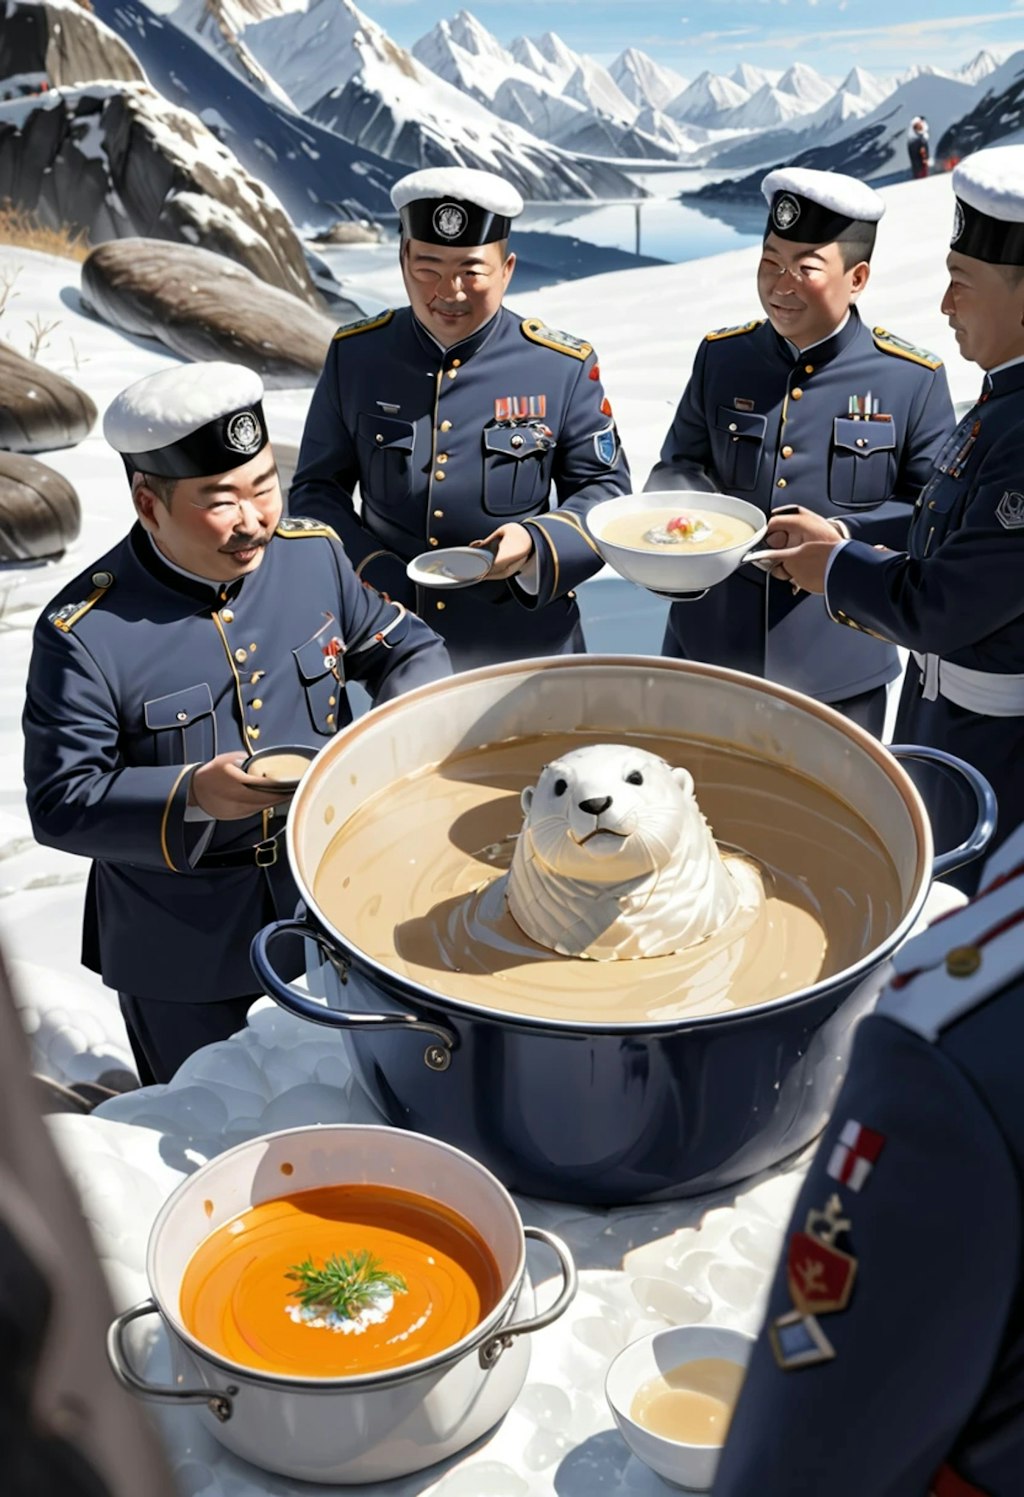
[[579, 795, 612, 816]]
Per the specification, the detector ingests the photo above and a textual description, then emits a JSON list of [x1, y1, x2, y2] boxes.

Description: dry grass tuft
[[0, 201, 90, 261]]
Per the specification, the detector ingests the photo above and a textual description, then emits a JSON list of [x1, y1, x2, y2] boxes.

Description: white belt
[[913, 652, 1024, 716]]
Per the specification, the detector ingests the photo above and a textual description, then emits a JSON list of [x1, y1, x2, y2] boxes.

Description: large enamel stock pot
[[251, 657, 994, 1206]]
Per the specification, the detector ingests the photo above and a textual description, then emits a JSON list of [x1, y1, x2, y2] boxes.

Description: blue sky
[[377, 1, 1024, 81]]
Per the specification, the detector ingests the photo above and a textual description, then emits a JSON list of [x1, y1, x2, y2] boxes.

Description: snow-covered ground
[[0, 169, 974, 1493]]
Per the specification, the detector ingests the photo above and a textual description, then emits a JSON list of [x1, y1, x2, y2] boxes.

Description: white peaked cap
[[760, 167, 885, 223], [954, 145, 1024, 225], [391, 168, 524, 219], [104, 362, 265, 455]]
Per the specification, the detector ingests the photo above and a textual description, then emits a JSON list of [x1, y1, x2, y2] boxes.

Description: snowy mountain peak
[[667, 69, 750, 124], [609, 47, 688, 112], [776, 62, 834, 107], [445, 9, 507, 61], [731, 62, 778, 93], [958, 49, 1001, 85]]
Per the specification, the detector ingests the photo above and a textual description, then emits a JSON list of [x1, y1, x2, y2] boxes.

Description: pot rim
[[145, 1123, 529, 1390], [288, 655, 933, 1034]]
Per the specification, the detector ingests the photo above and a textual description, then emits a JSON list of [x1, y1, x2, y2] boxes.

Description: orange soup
[[180, 1184, 504, 1378]]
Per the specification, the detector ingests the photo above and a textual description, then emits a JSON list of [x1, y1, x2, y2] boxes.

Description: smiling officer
[[23, 363, 449, 1085], [648, 167, 953, 733], [289, 167, 630, 670]]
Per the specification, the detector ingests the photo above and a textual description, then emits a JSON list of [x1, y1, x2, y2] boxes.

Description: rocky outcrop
[[937, 53, 1024, 161], [80, 239, 345, 387], [0, 452, 81, 561], [0, 341, 96, 452], [0, 81, 323, 307], [0, 0, 144, 92]]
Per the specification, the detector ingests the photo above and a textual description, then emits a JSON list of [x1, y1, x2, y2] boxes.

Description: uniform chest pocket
[[482, 425, 556, 516], [143, 683, 216, 766], [356, 413, 416, 514], [293, 630, 344, 738], [828, 418, 897, 510], [711, 407, 766, 492]]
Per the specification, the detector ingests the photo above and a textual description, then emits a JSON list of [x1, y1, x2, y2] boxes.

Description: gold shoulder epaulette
[[872, 327, 942, 370], [276, 517, 339, 540], [333, 308, 395, 341], [521, 318, 592, 360], [49, 569, 114, 633], [705, 319, 763, 343]]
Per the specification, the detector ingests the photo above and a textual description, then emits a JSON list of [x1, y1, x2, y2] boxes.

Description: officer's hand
[[764, 506, 847, 551], [473, 524, 535, 580], [189, 752, 291, 821], [760, 541, 835, 595]]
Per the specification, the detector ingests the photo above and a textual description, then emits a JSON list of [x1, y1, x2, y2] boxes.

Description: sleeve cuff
[[823, 538, 853, 621]]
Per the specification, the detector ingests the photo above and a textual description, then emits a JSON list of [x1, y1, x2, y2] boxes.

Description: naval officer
[[648, 167, 953, 733], [23, 363, 449, 1086], [763, 146, 1024, 889], [713, 822, 1024, 1497], [289, 167, 630, 670]]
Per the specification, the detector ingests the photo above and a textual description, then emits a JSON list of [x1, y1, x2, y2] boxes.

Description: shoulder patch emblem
[[49, 571, 114, 633], [275, 517, 339, 540], [333, 308, 395, 341], [705, 319, 763, 343], [996, 491, 1024, 530], [521, 319, 592, 360], [871, 327, 942, 370]]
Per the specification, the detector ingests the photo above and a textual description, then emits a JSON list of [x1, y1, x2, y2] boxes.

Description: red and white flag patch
[[826, 1120, 885, 1193]]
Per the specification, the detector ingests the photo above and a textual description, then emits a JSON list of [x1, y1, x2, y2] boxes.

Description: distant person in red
[[908, 116, 930, 179]]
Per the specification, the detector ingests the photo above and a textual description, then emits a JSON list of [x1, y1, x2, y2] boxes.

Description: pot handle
[[250, 917, 457, 1073], [107, 1300, 236, 1423], [478, 1227, 578, 1371], [890, 744, 997, 880]]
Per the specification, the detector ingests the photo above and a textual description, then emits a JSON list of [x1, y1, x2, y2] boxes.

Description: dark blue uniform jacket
[[22, 518, 449, 1002], [648, 308, 953, 702], [289, 304, 631, 669]]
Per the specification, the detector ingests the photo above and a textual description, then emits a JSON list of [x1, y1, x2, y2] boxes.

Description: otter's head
[[520, 745, 700, 886]]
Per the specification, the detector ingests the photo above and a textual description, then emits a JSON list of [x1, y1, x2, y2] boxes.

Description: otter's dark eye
[[553, 778, 568, 797], [626, 770, 644, 786]]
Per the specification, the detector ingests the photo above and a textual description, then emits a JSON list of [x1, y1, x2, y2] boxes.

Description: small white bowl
[[586, 491, 767, 596], [406, 546, 493, 589], [605, 1325, 755, 1491]]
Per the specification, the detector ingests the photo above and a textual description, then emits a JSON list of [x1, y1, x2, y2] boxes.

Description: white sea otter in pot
[[505, 744, 761, 961]]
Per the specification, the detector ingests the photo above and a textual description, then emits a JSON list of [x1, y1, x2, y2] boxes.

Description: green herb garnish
[[286, 1251, 408, 1320]]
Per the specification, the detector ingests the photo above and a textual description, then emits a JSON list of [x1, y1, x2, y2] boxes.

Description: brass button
[[782, 445, 793, 458], [251, 698, 263, 710], [220, 608, 234, 623], [436, 600, 446, 611], [946, 945, 981, 978], [433, 508, 444, 518], [451, 359, 461, 368], [857, 438, 867, 448], [429, 537, 439, 547], [176, 711, 188, 723], [91, 570, 113, 588], [326, 713, 335, 726], [435, 470, 446, 481], [375, 433, 384, 444], [511, 435, 524, 449], [447, 370, 457, 381], [791, 388, 803, 400], [929, 500, 936, 509], [437, 453, 449, 464], [234, 647, 248, 662], [804, 364, 814, 374], [249, 726, 260, 739], [250, 671, 264, 684], [776, 478, 787, 489], [249, 644, 257, 653], [440, 420, 452, 432], [328, 695, 336, 707], [728, 422, 738, 433], [568, 590, 576, 600]]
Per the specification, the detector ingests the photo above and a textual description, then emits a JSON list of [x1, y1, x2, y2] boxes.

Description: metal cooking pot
[[251, 658, 994, 1205]]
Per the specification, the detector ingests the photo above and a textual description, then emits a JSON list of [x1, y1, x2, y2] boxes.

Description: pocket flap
[[144, 683, 214, 730], [293, 633, 340, 684], [833, 417, 896, 455], [356, 412, 415, 452], [715, 406, 767, 440], [484, 426, 551, 460]]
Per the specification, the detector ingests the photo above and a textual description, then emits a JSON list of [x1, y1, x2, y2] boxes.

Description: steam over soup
[[180, 1184, 503, 1377], [600, 509, 757, 554]]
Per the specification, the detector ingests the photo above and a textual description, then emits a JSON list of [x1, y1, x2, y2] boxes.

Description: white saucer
[[406, 546, 493, 589]]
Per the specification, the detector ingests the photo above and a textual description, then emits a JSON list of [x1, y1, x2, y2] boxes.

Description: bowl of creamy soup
[[243, 744, 317, 790], [606, 1325, 755, 1490], [585, 491, 768, 594], [107, 1124, 576, 1484], [250, 657, 995, 1205]]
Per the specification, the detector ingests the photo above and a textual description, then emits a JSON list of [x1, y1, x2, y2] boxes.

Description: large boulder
[[80, 239, 344, 386], [0, 341, 96, 452], [0, 0, 144, 93], [0, 81, 323, 307], [0, 451, 81, 561]]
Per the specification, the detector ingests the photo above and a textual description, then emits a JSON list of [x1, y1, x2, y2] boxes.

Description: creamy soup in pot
[[247, 753, 313, 783], [311, 731, 903, 1024], [180, 1184, 503, 1378], [600, 510, 757, 553]]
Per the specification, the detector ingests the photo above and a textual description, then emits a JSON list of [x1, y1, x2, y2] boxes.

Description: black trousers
[[828, 682, 887, 738], [117, 991, 261, 1087]]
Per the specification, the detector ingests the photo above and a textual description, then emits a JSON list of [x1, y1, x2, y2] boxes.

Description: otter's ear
[[521, 786, 535, 816], [671, 767, 695, 799]]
